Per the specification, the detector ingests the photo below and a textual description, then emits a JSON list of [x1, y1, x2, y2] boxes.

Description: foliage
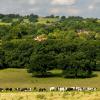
[[0, 14, 100, 78]]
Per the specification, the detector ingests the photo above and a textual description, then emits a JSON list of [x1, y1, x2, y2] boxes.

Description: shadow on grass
[[90, 74, 98, 78], [32, 72, 98, 79], [32, 72, 62, 78], [63, 74, 98, 79]]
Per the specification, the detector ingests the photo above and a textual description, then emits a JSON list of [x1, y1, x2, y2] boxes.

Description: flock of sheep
[[0, 87, 97, 92]]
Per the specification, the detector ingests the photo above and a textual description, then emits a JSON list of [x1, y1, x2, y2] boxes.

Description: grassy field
[[0, 91, 100, 100], [0, 40, 2, 46], [0, 68, 100, 90], [0, 22, 11, 25], [37, 17, 59, 24]]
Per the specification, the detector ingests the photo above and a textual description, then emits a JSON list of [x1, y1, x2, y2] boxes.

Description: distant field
[[0, 22, 11, 25], [0, 91, 100, 100], [97, 19, 100, 23], [37, 17, 59, 24], [0, 68, 100, 90]]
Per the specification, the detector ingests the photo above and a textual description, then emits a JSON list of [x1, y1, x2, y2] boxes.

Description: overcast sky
[[0, 0, 100, 18]]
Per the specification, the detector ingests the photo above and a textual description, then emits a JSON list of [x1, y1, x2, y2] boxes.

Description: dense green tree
[[0, 48, 5, 69], [2, 40, 34, 68], [60, 16, 66, 21], [27, 14, 38, 22], [28, 40, 56, 77]]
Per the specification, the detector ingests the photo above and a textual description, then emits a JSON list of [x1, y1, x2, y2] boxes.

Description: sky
[[0, 0, 100, 18]]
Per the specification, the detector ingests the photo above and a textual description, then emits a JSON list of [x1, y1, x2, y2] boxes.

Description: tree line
[[0, 39, 100, 78]]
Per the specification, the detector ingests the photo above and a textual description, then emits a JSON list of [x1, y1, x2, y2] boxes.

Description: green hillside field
[[0, 68, 100, 90]]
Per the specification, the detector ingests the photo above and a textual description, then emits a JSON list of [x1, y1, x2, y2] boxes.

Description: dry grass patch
[[0, 91, 100, 100]]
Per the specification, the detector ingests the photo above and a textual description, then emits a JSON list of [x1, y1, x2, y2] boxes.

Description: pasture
[[0, 91, 100, 100], [0, 68, 100, 90]]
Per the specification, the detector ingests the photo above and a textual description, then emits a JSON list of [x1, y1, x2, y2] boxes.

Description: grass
[[0, 68, 100, 90], [0, 91, 100, 100]]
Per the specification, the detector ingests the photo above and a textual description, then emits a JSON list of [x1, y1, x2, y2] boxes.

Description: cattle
[[70, 87, 77, 91], [58, 87, 66, 92], [14, 88, 21, 91], [39, 88, 46, 92], [20, 88, 32, 92], [93, 88, 97, 91], [50, 87, 56, 91], [0, 88, 4, 92], [66, 87, 74, 91], [33, 87, 37, 91], [81, 87, 87, 91], [27, 88, 32, 92], [0, 87, 97, 92], [21, 88, 28, 92], [5, 88, 13, 91], [75, 87, 81, 91], [86, 87, 97, 91]]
